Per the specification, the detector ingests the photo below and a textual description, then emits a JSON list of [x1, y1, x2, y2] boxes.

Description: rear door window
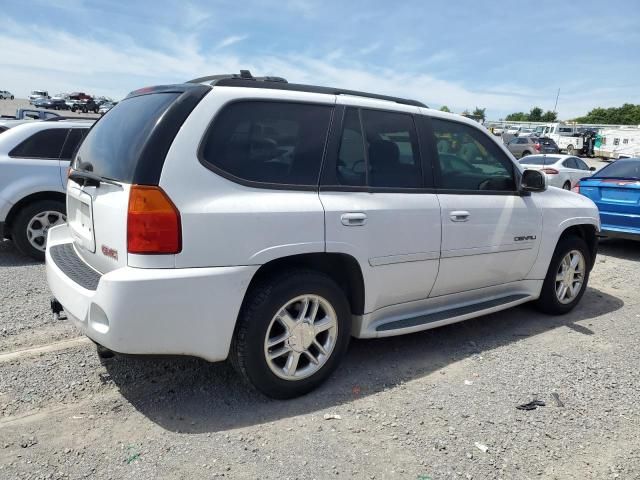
[[9, 129, 70, 159], [73, 93, 180, 182], [563, 158, 579, 169], [200, 101, 333, 186]]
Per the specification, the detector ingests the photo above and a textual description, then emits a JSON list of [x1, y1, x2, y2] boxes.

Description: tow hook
[[50, 298, 67, 321]]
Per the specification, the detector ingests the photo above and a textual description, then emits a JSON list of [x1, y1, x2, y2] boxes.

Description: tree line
[[573, 104, 640, 125], [505, 107, 557, 122]]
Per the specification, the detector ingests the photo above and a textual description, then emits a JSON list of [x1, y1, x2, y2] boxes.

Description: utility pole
[[553, 88, 560, 114]]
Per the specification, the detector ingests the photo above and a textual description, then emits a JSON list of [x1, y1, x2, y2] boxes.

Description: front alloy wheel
[[555, 250, 586, 304]]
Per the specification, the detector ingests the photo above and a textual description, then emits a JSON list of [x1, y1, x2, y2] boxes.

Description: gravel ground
[[1, 236, 640, 479]]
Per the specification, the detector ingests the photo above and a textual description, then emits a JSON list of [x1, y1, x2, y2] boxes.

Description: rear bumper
[[45, 224, 258, 362]]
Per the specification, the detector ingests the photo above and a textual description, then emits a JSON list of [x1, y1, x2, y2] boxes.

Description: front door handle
[[341, 212, 367, 226], [449, 210, 470, 222]]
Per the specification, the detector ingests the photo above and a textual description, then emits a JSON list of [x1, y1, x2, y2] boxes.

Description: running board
[[375, 294, 530, 332]]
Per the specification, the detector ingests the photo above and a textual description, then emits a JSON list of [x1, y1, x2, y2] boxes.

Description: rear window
[[519, 156, 560, 165], [73, 93, 179, 182], [200, 101, 333, 186], [595, 159, 640, 179]]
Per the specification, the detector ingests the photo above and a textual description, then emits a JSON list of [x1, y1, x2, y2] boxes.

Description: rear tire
[[566, 144, 575, 155], [521, 151, 531, 157], [535, 235, 590, 315], [230, 270, 351, 399], [562, 181, 571, 190], [11, 200, 66, 261]]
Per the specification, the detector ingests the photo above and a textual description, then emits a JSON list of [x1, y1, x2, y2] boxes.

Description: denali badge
[[514, 235, 537, 242], [101, 245, 119, 261]]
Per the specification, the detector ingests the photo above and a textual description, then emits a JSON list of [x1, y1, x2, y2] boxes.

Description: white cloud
[[216, 35, 248, 49], [1, 18, 636, 119]]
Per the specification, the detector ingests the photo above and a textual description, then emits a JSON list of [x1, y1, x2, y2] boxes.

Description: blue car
[[576, 158, 640, 240]]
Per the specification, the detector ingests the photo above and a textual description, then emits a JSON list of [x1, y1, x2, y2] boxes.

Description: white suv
[[46, 72, 600, 398], [0, 120, 91, 259]]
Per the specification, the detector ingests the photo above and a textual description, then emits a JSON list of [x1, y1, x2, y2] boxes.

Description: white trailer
[[596, 127, 640, 159]]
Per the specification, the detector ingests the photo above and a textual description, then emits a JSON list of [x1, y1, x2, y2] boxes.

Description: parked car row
[[27, 91, 117, 113]]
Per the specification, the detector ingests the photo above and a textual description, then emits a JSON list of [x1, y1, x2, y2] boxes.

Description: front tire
[[11, 200, 66, 261], [535, 235, 590, 315], [230, 270, 352, 399]]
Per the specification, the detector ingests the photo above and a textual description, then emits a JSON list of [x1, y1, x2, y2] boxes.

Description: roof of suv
[[183, 70, 428, 108]]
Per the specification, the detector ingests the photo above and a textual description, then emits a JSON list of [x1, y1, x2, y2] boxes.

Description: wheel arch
[[558, 223, 598, 270], [4, 191, 66, 236], [245, 252, 366, 316]]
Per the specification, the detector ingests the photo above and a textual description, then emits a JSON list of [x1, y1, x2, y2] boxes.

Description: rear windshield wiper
[[68, 170, 122, 188]]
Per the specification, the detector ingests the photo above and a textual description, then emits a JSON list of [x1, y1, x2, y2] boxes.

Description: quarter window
[[60, 128, 88, 161], [200, 101, 333, 186], [430, 118, 516, 191], [9, 129, 70, 159]]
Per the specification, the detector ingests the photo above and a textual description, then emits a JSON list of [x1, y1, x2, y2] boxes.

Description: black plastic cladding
[[126, 84, 211, 185]]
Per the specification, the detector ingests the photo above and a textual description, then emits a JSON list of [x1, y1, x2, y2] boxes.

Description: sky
[[1, 0, 639, 120]]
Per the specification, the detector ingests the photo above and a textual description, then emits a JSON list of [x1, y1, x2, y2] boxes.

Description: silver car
[[506, 137, 559, 158]]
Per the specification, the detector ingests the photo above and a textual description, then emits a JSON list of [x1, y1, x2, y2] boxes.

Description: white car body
[[0, 121, 92, 256], [29, 90, 50, 103], [519, 154, 595, 190], [0, 90, 14, 100], [45, 76, 600, 396], [505, 125, 520, 134]]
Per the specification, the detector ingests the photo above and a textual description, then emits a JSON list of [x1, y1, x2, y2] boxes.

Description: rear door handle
[[450, 210, 470, 222], [341, 212, 367, 226]]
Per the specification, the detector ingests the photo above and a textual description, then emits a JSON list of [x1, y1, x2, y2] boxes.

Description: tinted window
[[575, 158, 589, 170], [9, 129, 69, 159], [337, 108, 366, 186], [563, 158, 579, 169], [519, 156, 560, 165], [431, 118, 516, 191], [201, 101, 332, 186], [595, 159, 640, 179], [361, 109, 421, 188], [74, 93, 179, 181], [60, 128, 88, 160]]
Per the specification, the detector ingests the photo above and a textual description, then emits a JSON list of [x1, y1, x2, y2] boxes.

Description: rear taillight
[[541, 168, 559, 174], [572, 181, 581, 193], [127, 185, 181, 254], [534, 143, 541, 152]]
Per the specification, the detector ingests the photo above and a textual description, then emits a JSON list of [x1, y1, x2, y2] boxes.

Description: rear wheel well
[[559, 224, 597, 270], [4, 191, 66, 236], [246, 253, 365, 315]]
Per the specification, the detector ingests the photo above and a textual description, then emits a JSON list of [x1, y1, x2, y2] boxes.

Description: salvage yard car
[[519, 154, 595, 190], [46, 72, 601, 399], [0, 120, 91, 259], [575, 157, 640, 240]]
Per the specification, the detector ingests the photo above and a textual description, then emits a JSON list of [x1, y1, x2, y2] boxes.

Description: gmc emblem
[[101, 245, 119, 261]]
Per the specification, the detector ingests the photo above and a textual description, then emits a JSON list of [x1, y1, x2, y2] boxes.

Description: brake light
[[572, 181, 581, 193], [541, 168, 559, 174], [534, 143, 541, 152], [127, 185, 181, 254]]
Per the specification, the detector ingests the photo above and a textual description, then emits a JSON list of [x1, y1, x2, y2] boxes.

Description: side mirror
[[521, 169, 547, 193], [589, 166, 596, 171]]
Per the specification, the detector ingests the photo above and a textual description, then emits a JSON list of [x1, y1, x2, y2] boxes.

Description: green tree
[[439, 105, 451, 112], [574, 104, 640, 125], [528, 107, 543, 122], [505, 112, 528, 121], [541, 110, 558, 122], [472, 107, 486, 121]]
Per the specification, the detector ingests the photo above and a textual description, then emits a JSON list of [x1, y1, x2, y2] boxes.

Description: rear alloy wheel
[[12, 200, 66, 260], [566, 144, 575, 155], [535, 235, 590, 314], [563, 181, 571, 190], [231, 270, 351, 399]]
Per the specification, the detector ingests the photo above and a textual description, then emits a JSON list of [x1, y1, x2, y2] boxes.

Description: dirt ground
[[1, 234, 639, 479]]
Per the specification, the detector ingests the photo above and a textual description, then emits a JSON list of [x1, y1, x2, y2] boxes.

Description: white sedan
[[519, 154, 596, 190]]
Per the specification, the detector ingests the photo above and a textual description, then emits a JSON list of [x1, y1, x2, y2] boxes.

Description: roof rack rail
[[187, 70, 427, 108], [44, 116, 97, 122]]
